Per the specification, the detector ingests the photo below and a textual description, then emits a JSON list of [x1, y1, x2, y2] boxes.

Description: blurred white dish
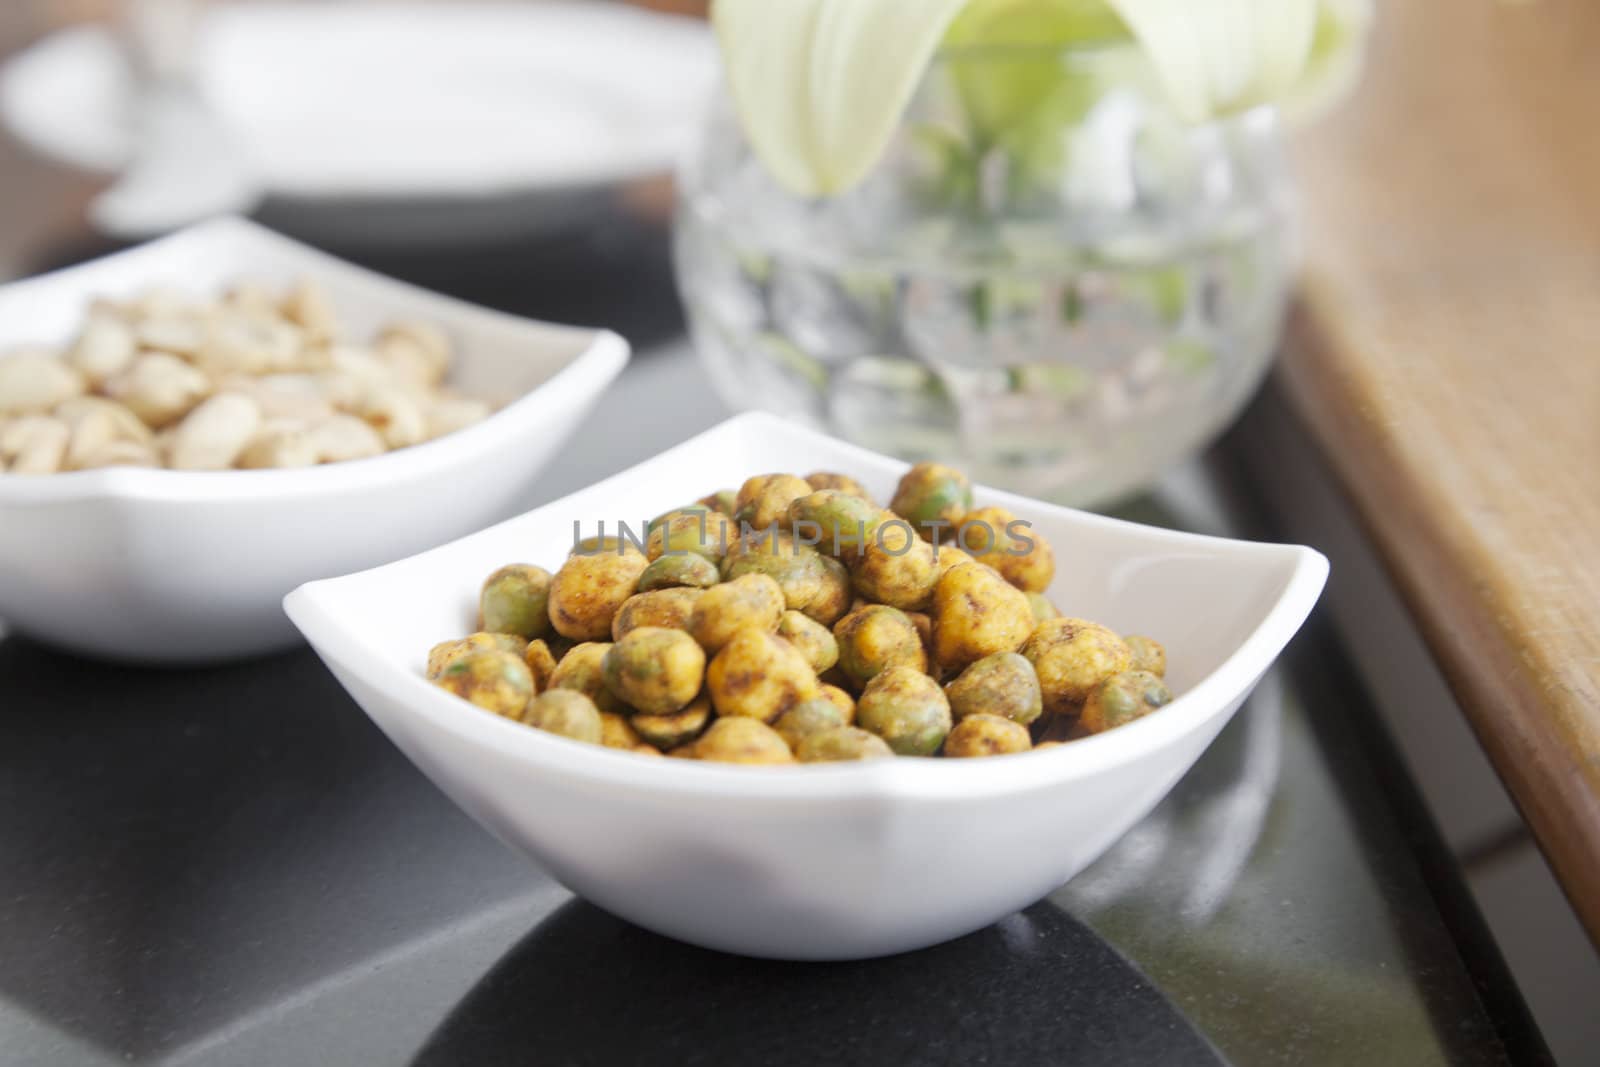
[[0, 1, 716, 199], [284, 412, 1327, 961], [0, 218, 629, 663]]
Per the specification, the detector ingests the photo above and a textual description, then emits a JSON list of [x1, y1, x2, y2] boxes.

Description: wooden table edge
[[1280, 286, 1600, 948]]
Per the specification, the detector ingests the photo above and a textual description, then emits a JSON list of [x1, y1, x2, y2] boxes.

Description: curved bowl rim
[[0, 216, 632, 505], [0, 331, 629, 504], [285, 412, 1329, 805]]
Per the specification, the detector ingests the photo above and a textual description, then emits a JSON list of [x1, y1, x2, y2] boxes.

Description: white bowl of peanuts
[[0, 218, 628, 663]]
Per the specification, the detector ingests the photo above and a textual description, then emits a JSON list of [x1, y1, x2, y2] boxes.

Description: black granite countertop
[[0, 225, 1550, 1066]]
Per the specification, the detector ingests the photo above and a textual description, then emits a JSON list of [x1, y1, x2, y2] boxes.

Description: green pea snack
[[425, 465, 1177, 762]]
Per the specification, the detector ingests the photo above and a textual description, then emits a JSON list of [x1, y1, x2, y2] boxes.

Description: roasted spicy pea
[[855, 665, 951, 756], [687, 573, 785, 653], [522, 688, 603, 743], [1026, 592, 1060, 623], [958, 505, 1056, 593], [786, 490, 882, 559], [697, 489, 738, 515], [427, 632, 527, 679], [548, 641, 628, 714], [833, 604, 926, 687], [804, 471, 872, 500], [943, 713, 1031, 757], [647, 510, 737, 562], [930, 561, 1034, 675], [1021, 618, 1132, 717], [695, 717, 795, 764], [849, 518, 938, 611], [599, 711, 643, 749], [548, 552, 647, 641], [602, 626, 706, 715], [632, 693, 714, 749], [796, 727, 894, 762], [524, 638, 558, 691], [721, 531, 828, 613], [945, 652, 1043, 726], [734, 473, 814, 530], [638, 553, 721, 592], [773, 697, 849, 750], [706, 627, 819, 723], [1125, 635, 1167, 677], [889, 462, 971, 541], [478, 564, 552, 639], [817, 683, 857, 724], [612, 587, 702, 639], [804, 555, 854, 627], [1080, 670, 1172, 734], [434, 649, 534, 719], [776, 609, 840, 673]]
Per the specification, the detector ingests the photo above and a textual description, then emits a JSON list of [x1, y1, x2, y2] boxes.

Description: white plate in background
[[0, 1, 717, 199]]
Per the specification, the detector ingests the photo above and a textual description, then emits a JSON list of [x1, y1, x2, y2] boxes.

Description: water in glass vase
[[675, 59, 1295, 507]]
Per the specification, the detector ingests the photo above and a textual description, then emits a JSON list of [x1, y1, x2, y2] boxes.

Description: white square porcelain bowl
[[0, 218, 628, 663], [285, 413, 1327, 961]]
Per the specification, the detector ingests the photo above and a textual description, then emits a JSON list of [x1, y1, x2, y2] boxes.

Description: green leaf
[[1061, 284, 1084, 324], [1009, 363, 1092, 396], [968, 282, 992, 331], [757, 332, 829, 391], [944, 0, 1128, 142]]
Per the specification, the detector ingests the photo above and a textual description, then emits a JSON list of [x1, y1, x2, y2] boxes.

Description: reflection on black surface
[[0, 634, 540, 1059], [413, 900, 1224, 1067], [0, 373, 1549, 1063]]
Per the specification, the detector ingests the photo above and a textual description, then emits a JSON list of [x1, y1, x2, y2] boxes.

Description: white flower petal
[[711, 0, 826, 196], [1103, 0, 1320, 120], [712, 0, 970, 197], [712, 0, 1366, 197], [1284, 0, 1376, 122]]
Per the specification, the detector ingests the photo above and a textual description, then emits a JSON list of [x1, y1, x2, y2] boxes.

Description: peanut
[[6, 279, 481, 472], [135, 313, 208, 357], [67, 312, 137, 384], [0, 352, 85, 415], [221, 373, 335, 422], [238, 420, 319, 469], [104, 352, 211, 428], [224, 281, 279, 317], [378, 320, 451, 386], [197, 314, 305, 376], [75, 439, 157, 469], [168, 393, 263, 470], [55, 395, 151, 439], [63, 404, 151, 469], [320, 346, 396, 410], [281, 279, 340, 342], [1, 415, 70, 474], [306, 414, 386, 464], [350, 382, 426, 449]]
